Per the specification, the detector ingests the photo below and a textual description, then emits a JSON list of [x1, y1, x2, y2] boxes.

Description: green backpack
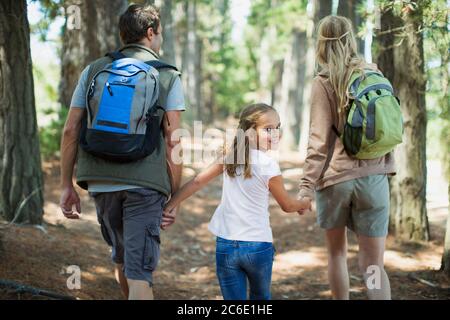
[[333, 70, 404, 159]]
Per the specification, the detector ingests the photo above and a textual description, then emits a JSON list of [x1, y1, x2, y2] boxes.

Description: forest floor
[[0, 153, 449, 300]]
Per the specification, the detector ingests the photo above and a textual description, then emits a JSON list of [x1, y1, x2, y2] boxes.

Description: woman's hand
[[297, 196, 312, 215]]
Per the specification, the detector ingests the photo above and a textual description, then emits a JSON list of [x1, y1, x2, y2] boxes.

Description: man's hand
[[161, 205, 178, 230], [59, 107, 84, 220], [60, 186, 81, 219]]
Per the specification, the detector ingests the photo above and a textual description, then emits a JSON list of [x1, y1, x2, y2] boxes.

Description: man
[[59, 4, 184, 300]]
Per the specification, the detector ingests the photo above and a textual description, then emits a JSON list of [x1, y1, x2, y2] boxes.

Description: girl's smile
[[255, 110, 281, 151]]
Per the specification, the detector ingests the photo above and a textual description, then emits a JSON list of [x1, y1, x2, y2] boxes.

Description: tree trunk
[[158, 0, 177, 65], [278, 30, 307, 151], [438, 7, 450, 275], [271, 59, 284, 110], [258, 25, 277, 104], [0, 0, 44, 224], [337, 0, 364, 54], [59, 0, 127, 108], [183, 0, 202, 121], [443, 184, 450, 276], [298, 0, 332, 159], [374, 2, 430, 241]]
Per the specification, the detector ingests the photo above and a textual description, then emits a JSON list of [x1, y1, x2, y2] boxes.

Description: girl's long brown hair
[[315, 15, 366, 114], [224, 103, 276, 179]]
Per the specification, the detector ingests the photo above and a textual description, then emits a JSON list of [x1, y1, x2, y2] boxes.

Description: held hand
[[161, 205, 178, 230], [60, 186, 81, 219], [297, 196, 312, 216]]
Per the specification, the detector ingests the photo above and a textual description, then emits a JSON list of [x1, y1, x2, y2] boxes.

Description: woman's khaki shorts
[[316, 174, 390, 237]]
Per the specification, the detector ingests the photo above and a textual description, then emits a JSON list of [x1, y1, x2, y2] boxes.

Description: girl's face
[[254, 110, 281, 151]]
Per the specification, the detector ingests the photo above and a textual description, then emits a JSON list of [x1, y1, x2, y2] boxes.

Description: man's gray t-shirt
[[70, 65, 186, 193]]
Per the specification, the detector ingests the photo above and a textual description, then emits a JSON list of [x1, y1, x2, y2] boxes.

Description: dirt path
[[0, 157, 449, 300]]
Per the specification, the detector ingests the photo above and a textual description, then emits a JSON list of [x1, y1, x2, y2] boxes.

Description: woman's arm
[[269, 175, 311, 213], [298, 77, 334, 200]]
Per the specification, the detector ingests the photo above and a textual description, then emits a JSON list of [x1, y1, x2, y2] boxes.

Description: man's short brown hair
[[119, 4, 161, 45]]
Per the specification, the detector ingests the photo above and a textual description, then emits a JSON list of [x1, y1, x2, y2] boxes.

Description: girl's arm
[[269, 175, 311, 213], [164, 162, 224, 212]]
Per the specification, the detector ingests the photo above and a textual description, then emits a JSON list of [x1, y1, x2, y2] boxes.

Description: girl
[[163, 103, 311, 300], [298, 16, 396, 300]]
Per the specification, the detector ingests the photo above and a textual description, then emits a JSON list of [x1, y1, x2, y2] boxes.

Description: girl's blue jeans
[[215, 236, 275, 300]]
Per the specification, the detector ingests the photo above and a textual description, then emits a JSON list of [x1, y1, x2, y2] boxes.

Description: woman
[[298, 15, 396, 300]]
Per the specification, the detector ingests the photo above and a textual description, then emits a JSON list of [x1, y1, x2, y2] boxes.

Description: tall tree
[[298, 0, 333, 159], [182, 0, 202, 121], [0, 0, 44, 224], [431, 0, 450, 275], [258, 25, 277, 104], [374, 1, 430, 241], [159, 0, 176, 65], [59, 0, 127, 109], [278, 30, 307, 151], [337, 0, 364, 54], [443, 195, 450, 275]]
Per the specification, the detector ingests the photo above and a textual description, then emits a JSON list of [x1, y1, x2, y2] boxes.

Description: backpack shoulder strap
[[145, 60, 178, 72], [349, 70, 384, 97], [105, 51, 127, 61]]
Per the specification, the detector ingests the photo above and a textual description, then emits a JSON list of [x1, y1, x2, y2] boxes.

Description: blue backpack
[[80, 51, 178, 162]]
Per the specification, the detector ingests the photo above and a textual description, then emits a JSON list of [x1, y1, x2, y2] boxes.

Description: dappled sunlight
[[87, 266, 111, 275], [384, 249, 442, 271], [317, 289, 333, 298], [274, 249, 327, 271], [81, 272, 97, 282], [179, 266, 215, 283], [281, 168, 302, 179], [184, 222, 216, 248]]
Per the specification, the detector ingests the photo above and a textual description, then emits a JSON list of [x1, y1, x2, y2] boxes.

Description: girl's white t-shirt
[[208, 149, 281, 243]]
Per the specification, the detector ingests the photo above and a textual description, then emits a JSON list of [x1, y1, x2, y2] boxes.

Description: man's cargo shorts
[[89, 188, 167, 286]]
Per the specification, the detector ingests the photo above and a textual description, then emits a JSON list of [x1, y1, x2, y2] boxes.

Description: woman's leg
[[352, 175, 391, 299], [325, 227, 349, 300], [357, 235, 391, 300]]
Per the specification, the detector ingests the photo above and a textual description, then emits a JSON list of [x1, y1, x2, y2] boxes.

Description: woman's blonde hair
[[315, 15, 366, 114], [224, 103, 276, 179]]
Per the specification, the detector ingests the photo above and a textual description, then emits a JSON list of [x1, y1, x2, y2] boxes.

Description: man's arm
[[59, 107, 85, 219], [163, 111, 183, 195]]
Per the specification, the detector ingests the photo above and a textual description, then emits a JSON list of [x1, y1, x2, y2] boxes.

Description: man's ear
[[146, 27, 154, 41]]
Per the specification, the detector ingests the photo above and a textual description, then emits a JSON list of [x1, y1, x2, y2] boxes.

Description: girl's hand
[[161, 200, 177, 230]]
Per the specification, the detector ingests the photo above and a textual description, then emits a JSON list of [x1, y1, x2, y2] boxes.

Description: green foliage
[[422, 0, 449, 176], [195, 0, 258, 115], [246, 0, 308, 61], [31, 30, 62, 159], [375, 0, 449, 171], [27, 0, 448, 165], [39, 106, 68, 158], [29, 0, 63, 41]]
